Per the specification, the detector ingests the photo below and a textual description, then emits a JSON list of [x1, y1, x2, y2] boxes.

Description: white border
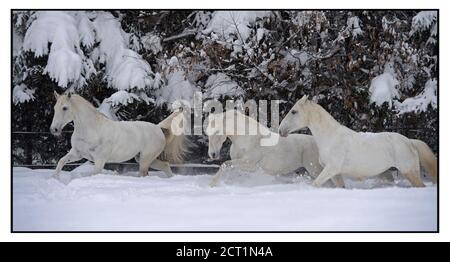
[[1, 0, 447, 242]]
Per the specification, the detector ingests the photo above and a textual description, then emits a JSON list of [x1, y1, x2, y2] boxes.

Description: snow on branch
[[23, 11, 85, 88], [204, 73, 244, 99], [396, 79, 437, 114], [410, 11, 437, 35], [93, 12, 156, 91], [347, 16, 363, 38], [13, 84, 35, 105], [155, 56, 198, 106], [20, 11, 157, 92], [203, 11, 271, 43], [369, 62, 399, 107], [370, 61, 437, 114], [410, 11, 437, 45]]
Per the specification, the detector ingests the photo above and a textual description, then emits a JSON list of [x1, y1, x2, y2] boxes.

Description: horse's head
[[205, 113, 226, 160], [279, 95, 309, 137], [50, 91, 74, 136]]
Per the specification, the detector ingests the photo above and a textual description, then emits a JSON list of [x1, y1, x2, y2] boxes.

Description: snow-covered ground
[[12, 164, 437, 231]]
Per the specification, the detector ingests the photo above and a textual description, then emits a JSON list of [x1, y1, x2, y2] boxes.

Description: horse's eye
[[291, 110, 297, 115], [62, 106, 68, 111]]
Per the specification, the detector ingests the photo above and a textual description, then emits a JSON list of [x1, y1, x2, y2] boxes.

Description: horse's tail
[[411, 139, 437, 184], [157, 111, 190, 164]]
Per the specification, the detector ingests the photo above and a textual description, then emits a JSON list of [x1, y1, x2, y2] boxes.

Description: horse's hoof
[[312, 181, 321, 187]]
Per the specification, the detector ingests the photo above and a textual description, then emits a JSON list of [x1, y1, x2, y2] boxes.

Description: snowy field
[[13, 164, 437, 231]]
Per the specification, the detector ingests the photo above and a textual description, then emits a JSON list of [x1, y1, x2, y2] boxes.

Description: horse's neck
[[72, 97, 107, 137], [225, 113, 267, 147], [306, 103, 345, 147]]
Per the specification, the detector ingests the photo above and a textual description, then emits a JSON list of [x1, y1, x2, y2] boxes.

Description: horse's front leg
[[209, 161, 234, 187], [312, 165, 340, 187], [92, 159, 107, 176], [209, 168, 225, 187], [209, 159, 256, 187], [53, 148, 82, 178]]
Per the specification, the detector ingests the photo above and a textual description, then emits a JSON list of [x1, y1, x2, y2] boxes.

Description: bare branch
[[162, 29, 197, 42]]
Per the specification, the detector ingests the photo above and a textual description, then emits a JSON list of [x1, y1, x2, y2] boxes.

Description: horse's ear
[[54, 91, 60, 100], [299, 95, 309, 104], [67, 93, 72, 99]]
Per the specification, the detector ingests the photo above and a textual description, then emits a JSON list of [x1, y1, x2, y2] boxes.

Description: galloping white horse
[[50, 92, 188, 178], [279, 95, 437, 187], [206, 110, 344, 187]]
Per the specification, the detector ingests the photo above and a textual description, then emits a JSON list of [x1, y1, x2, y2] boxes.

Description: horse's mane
[[70, 94, 107, 119], [305, 101, 344, 130]]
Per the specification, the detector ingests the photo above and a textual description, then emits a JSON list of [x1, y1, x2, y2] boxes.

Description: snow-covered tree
[[12, 10, 438, 165]]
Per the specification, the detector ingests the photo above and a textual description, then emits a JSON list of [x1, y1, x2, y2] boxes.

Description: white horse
[[206, 110, 344, 187], [50, 92, 188, 178], [279, 95, 437, 187]]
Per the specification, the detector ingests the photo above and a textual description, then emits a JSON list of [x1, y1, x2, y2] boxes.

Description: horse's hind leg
[[401, 169, 425, 187], [150, 159, 174, 177], [398, 161, 425, 187], [331, 175, 345, 188], [139, 152, 159, 177]]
